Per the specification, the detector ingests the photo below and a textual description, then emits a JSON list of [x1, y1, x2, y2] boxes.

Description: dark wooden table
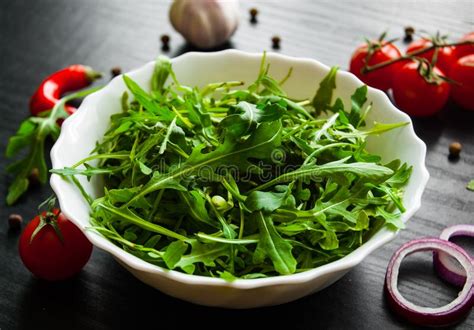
[[1, 1, 473, 329]]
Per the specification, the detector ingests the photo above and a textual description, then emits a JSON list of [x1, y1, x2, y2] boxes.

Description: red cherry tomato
[[406, 39, 456, 74], [450, 54, 474, 111], [454, 32, 474, 59], [19, 209, 93, 281], [349, 41, 402, 91], [392, 61, 451, 117]]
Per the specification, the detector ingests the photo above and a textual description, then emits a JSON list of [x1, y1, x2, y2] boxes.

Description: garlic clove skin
[[170, 0, 240, 49]]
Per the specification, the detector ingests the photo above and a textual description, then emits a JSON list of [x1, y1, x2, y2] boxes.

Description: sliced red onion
[[385, 238, 473, 327], [433, 224, 474, 287]]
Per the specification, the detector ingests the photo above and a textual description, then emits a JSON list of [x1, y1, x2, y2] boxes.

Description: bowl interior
[[51, 50, 428, 285]]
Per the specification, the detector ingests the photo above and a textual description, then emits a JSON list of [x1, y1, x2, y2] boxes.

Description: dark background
[[1, 0, 473, 329]]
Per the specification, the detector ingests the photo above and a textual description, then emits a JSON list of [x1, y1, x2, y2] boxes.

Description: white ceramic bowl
[[50, 50, 429, 308]]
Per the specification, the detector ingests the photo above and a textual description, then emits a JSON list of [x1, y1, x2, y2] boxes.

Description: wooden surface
[[1, 0, 473, 328]]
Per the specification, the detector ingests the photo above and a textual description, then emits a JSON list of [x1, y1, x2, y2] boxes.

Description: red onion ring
[[433, 224, 474, 287], [385, 238, 473, 327]]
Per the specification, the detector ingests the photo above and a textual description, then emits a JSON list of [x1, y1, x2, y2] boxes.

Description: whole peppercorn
[[404, 26, 415, 43], [161, 34, 170, 52], [28, 168, 40, 185], [111, 66, 122, 77], [271, 35, 281, 50], [448, 141, 462, 158], [8, 214, 23, 230], [249, 8, 258, 23]]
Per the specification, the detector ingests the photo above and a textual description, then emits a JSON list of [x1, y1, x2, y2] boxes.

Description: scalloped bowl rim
[[50, 50, 429, 290]]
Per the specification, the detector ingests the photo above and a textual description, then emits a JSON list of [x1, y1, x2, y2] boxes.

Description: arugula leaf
[[218, 271, 237, 281], [159, 116, 178, 154], [246, 190, 288, 213], [253, 212, 297, 275], [374, 184, 406, 212], [220, 101, 285, 138], [375, 206, 405, 230], [123, 75, 174, 122], [107, 187, 151, 209], [6, 87, 100, 205], [5, 118, 38, 157], [245, 185, 294, 212], [312, 66, 338, 114], [123, 75, 158, 112], [163, 240, 188, 269], [6, 177, 29, 206], [178, 190, 216, 227], [319, 230, 339, 250], [175, 240, 230, 274], [254, 160, 393, 192], [348, 85, 368, 127]]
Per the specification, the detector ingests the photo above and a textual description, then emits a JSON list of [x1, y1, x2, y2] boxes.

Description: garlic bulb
[[169, 0, 240, 49]]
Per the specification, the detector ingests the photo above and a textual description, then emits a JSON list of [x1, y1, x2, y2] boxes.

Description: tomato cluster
[[349, 32, 474, 117]]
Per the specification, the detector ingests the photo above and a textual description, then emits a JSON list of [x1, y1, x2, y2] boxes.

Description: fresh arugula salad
[[54, 54, 412, 280]]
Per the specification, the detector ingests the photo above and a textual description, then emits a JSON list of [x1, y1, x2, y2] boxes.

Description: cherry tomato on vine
[[450, 54, 474, 111], [19, 208, 93, 281], [454, 32, 474, 59], [349, 41, 402, 91], [406, 39, 456, 74], [392, 61, 450, 117]]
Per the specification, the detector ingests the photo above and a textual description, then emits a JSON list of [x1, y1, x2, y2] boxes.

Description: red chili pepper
[[29, 65, 102, 116]]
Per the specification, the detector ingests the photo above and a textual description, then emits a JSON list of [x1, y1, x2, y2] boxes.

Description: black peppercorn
[[161, 34, 170, 52], [111, 66, 122, 77], [28, 168, 40, 185], [404, 26, 415, 43], [250, 8, 258, 23], [8, 214, 23, 230], [449, 142, 462, 158], [271, 35, 281, 49]]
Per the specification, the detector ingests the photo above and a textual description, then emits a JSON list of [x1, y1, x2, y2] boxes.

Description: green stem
[[196, 232, 258, 245], [279, 67, 293, 85], [72, 153, 129, 168], [98, 202, 188, 241], [71, 176, 94, 205], [303, 142, 351, 165], [238, 203, 245, 239], [363, 40, 474, 73], [221, 178, 246, 203], [296, 100, 311, 107], [149, 189, 165, 219]]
